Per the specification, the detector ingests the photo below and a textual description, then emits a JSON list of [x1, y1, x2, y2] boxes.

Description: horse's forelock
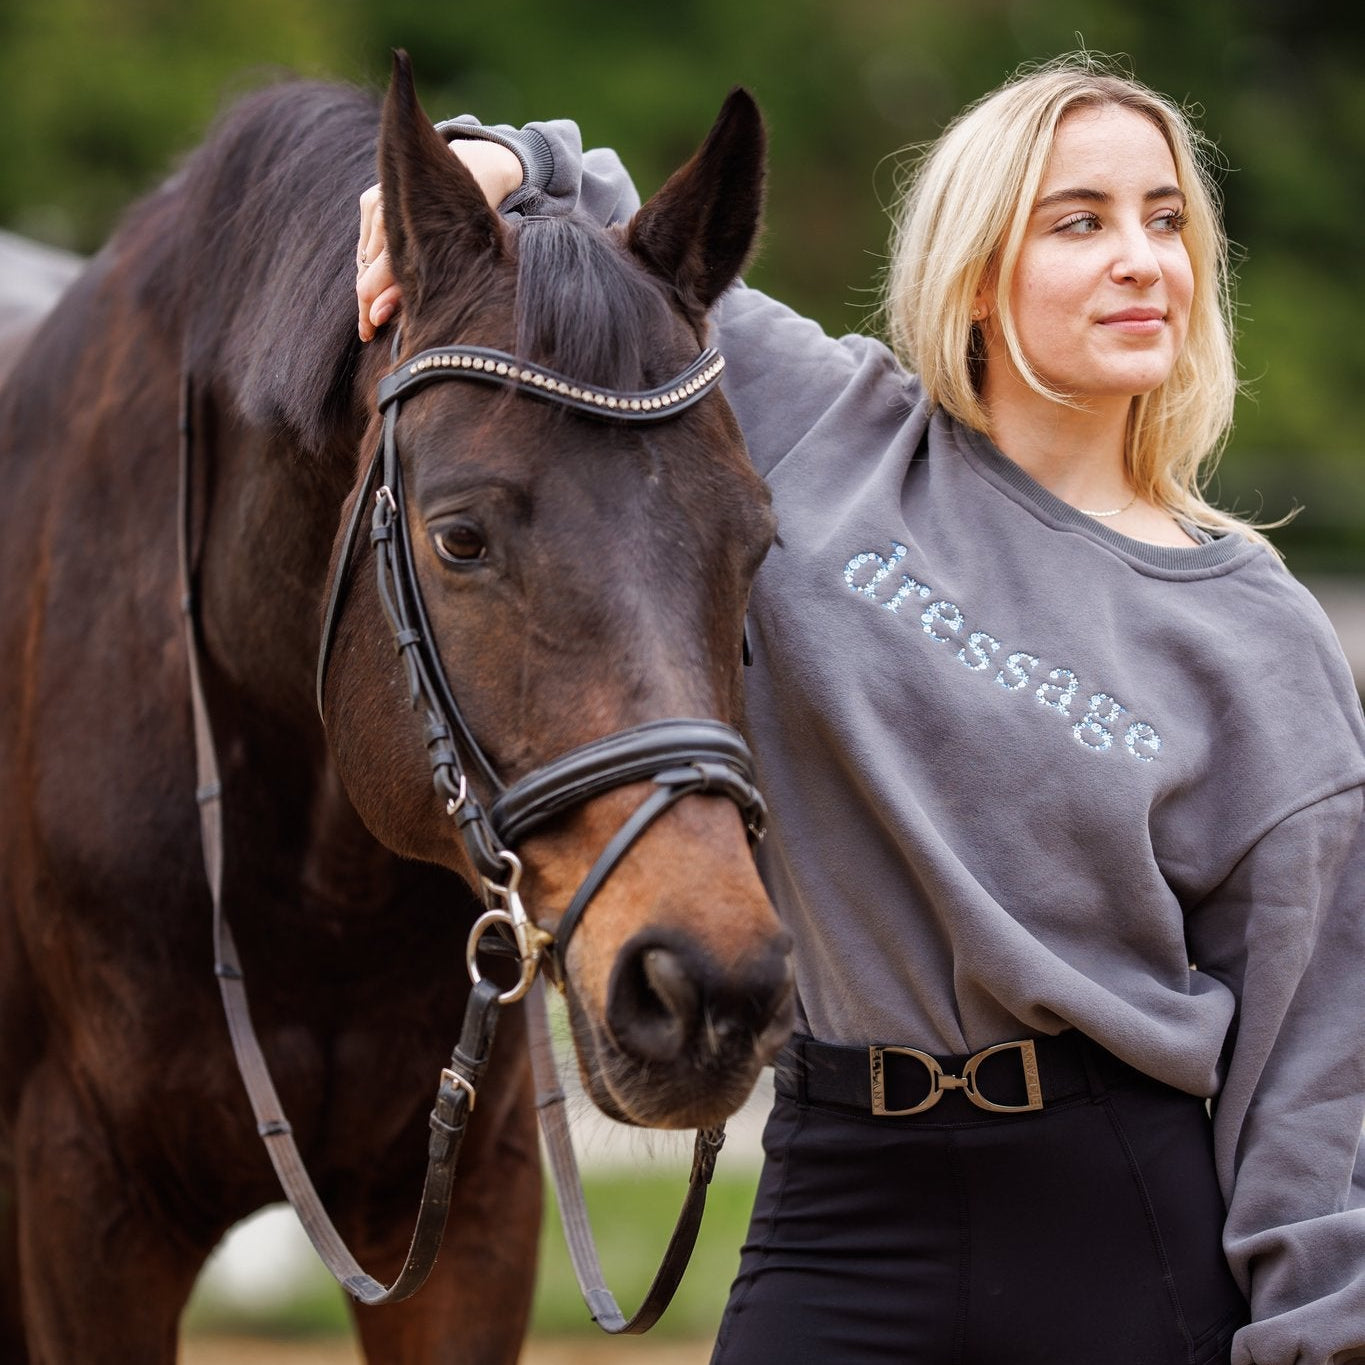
[[513, 216, 676, 391]]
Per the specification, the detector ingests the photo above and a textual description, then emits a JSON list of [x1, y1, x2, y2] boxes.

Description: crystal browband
[[376, 344, 726, 423]]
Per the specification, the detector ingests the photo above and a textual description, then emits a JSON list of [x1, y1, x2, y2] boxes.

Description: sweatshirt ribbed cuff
[[433, 117, 555, 213]]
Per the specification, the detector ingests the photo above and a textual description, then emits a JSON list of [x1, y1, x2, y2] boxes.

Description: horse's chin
[[567, 994, 786, 1131], [578, 1047, 765, 1131]]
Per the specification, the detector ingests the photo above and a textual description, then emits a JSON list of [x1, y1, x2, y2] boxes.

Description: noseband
[[316, 340, 765, 998]]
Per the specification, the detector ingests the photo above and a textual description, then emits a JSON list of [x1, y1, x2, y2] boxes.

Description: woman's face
[[982, 104, 1194, 408]]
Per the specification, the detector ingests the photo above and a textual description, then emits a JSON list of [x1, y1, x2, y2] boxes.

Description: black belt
[[776, 1030, 1150, 1122]]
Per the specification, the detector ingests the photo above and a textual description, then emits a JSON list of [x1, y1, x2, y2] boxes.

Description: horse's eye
[[433, 523, 487, 564]]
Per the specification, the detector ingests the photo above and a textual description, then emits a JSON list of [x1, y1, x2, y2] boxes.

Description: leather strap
[[526, 977, 726, 1334], [378, 344, 725, 423], [491, 719, 765, 847], [549, 763, 760, 962]]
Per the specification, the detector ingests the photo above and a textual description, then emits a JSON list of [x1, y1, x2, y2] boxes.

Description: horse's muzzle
[[583, 928, 795, 1128]]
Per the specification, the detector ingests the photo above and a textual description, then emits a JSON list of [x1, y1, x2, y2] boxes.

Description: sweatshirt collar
[[949, 415, 1257, 576]]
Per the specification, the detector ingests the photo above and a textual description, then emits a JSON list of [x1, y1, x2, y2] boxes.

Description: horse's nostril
[[607, 943, 700, 1063], [642, 947, 700, 1022], [605, 934, 794, 1071]]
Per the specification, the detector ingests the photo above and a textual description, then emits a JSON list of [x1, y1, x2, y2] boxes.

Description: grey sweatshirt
[[442, 115, 1365, 1365]]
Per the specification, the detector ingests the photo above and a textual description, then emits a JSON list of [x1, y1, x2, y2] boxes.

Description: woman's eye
[[1152, 209, 1189, 233], [1056, 212, 1101, 234], [433, 524, 487, 564]]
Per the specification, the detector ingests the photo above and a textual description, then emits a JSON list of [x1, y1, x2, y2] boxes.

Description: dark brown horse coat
[[0, 56, 790, 1363]]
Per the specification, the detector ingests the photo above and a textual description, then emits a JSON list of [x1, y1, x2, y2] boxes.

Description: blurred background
[[3, 0, 1364, 576], [2, 0, 1361, 1359]]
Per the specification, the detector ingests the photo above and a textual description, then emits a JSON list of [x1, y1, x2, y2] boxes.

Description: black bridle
[[184, 336, 766, 1323], [315, 340, 766, 995]]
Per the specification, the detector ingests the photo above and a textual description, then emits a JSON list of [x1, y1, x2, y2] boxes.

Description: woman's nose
[[1111, 225, 1162, 286]]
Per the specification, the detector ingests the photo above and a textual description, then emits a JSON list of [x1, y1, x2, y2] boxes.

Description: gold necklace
[[1079, 492, 1138, 518]]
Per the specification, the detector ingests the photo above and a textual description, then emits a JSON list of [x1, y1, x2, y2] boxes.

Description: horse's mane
[[121, 77, 673, 456], [126, 79, 380, 456]]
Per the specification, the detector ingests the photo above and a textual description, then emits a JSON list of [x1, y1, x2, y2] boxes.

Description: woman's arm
[[1187, 787, 1365, 1364], [353, 111, 916, 478], [356, 116, 635, 340]]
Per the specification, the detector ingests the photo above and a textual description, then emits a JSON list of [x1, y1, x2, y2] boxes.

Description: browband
[[377, 344, 726, 423]]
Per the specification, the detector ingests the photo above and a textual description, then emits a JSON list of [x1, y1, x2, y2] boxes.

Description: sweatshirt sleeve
[[1186, 785, 1365, 1365], [434, 114, 641, 225], [432, 115, 920, 478], [709, 282, 918, 477]]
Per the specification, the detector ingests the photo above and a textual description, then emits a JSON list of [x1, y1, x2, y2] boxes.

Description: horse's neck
[[296, 761, 418, 922], [195, 391, 355, 720], [191, 388, 403, 913]]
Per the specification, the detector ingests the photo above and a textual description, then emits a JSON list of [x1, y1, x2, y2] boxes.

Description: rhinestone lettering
[[842, 543, 1162, 762]]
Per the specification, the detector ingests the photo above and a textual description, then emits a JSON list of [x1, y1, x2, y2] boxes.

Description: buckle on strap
[[868, 1039, 1043, 1116]]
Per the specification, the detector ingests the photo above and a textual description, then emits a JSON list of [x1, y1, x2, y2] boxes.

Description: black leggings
[[712, 1049, 1247, 1365]]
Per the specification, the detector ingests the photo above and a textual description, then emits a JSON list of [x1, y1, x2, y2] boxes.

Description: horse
[[0, 52, 793, 1363]]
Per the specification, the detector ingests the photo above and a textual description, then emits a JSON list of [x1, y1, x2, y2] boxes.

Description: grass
[[185, 1167, 759, 1342], [534, 1167, 757, 1337]]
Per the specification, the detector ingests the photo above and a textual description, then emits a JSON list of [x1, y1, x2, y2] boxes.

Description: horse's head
[[322, 54, 792, 1129]]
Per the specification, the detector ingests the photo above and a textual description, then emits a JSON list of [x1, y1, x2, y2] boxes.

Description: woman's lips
[[1098, 307, 1166, 334]]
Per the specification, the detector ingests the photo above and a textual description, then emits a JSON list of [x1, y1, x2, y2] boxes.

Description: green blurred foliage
[[2, 0, 1362, 564]]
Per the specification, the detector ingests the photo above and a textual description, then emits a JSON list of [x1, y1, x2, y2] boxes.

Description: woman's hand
[[355, 184, 399, 342], [356, 139, 525, 342]]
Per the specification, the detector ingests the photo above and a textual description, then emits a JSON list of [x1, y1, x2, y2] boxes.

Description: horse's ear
[[626, 88, 766, 316], [378, 50, 506, 310]]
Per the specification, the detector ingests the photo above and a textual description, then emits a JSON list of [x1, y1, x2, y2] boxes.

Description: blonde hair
[[885, 53, 1262, 544]]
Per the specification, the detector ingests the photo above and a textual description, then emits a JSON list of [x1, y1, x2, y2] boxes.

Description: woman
[[357, 55, 1365, 1365]]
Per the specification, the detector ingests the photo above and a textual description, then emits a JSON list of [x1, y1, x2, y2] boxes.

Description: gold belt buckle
[[868, 1038, 1043, 1116]]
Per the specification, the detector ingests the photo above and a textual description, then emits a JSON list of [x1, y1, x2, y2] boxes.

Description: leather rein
[[179, 337, 764, 1330]]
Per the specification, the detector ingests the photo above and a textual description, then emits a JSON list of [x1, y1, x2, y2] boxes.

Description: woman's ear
[[971, 280, 995, 324]]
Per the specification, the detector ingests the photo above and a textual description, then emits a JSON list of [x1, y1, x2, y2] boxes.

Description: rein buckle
[[439, 1067, 478, 1113]]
